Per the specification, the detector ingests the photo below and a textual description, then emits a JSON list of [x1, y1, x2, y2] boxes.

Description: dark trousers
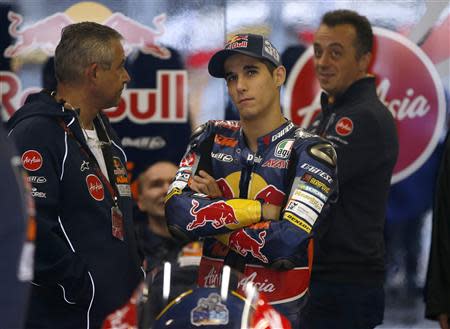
[[298, 280, 385, 329]]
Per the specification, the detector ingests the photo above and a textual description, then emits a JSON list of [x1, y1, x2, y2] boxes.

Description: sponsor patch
[[262, 159, 289, 169], [285, 200, 318, 226], [31, 187, 46, 198], [298, 182, 327, 202], [274, 139, 294, 159], [263, 39, 280, 63], [300, 163, 333, 183], [283, 212, 312, 234], [214, 134, 238, 147], [211, 152, 233, 162], [86, 174, 104, 201], [301, 174, 331, 194], [175, 170, 191, 183], [292, 189, 324, 213], [335, 117, 353, 136], [21, 150, 42, 171], [225, 34, 249, 50], [271, 122, 294, 142], [27, 176, 47, 184]]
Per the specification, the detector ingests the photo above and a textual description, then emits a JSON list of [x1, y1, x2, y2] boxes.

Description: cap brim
[[208, 49, 267, 78]]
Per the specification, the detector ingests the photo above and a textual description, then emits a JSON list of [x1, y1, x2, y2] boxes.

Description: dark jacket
[[309, 77, 399, 284], [8, 91, 143, 329], [425, 131, 450, 321], [135, 218, 183, 272]]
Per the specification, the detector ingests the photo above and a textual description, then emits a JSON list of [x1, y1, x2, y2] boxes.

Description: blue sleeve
[[165, 121, 263, 242]]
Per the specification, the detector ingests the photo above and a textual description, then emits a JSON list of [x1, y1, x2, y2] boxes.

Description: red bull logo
[[229, 230, 268, 263], [284, 26, 447, 183], [4, 11, 72, 57], [4, 3, 170, 58], [225, 35, 249, 50], [255, 185, 285, 207], [216, 178, 234, 198], [187, 200, 238, 230], [1, 3, 187, 124], [103, 13, 170, 58]]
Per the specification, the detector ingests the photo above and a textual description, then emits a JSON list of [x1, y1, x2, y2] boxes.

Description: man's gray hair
[[54, 21, 123, 84]]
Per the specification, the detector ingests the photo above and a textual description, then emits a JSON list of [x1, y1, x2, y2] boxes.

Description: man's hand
[[262, 203, 281, 221], [438, 313, 449, 329], [189, 170, 223, 198]]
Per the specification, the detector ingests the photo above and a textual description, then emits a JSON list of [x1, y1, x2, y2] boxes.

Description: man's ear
[[86, 63, 98, 82], [274, 65, 286, 87], [359, 52, 372, 73], [136, 195, 145, 212]]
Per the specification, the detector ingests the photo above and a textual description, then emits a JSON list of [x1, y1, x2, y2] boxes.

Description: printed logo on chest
[[86, 174, 104, 201]]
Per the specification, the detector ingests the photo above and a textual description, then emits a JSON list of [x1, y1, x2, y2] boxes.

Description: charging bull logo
[[255, 185, 285, 207], [187, 200, 238, 230], [225, 35, 249, 50], [229, 230, 268, 263], [4, 3, 170, 58]]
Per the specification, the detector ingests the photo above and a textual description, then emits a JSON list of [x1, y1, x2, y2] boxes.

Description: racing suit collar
[[237, 119, 295, 154]]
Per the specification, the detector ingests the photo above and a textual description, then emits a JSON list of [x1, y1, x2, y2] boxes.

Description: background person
[[300, 9, 399, 329], [8, 22, 142, 329], [135, 161, 185, 272]]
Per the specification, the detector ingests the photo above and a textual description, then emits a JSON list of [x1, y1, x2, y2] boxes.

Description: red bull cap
[[208, 33, 281, 78]]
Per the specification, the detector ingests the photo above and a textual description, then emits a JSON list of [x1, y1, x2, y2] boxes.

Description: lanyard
[[58, 117, 120, 207]]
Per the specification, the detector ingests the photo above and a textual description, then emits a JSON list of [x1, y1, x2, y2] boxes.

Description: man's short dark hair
[[321, 9, 373, 58]]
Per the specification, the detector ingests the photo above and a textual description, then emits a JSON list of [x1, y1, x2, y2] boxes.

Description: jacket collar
[[320, 76, 377, 111]]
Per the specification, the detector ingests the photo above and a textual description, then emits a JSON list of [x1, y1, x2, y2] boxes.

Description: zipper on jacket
[[318, 112, 336, 137]]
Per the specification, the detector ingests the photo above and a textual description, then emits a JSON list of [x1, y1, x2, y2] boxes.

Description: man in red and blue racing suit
[[165, 33, 338, 327]]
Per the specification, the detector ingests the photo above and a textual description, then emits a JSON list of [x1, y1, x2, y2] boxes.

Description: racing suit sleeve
[[216, 135, 338, 269], [165, 121, 263, 242], [9, 117, 93, 308]]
